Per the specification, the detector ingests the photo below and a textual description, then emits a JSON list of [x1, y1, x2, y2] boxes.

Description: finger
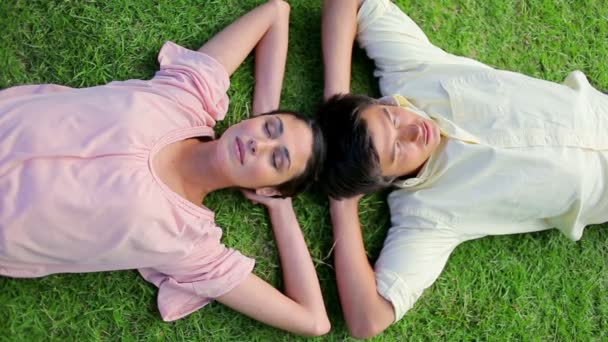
[[241, 189, 263, 203]]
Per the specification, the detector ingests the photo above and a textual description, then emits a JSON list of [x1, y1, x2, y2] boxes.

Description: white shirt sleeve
[[357, 0, 488, 77], [375, 216, 465, 322]]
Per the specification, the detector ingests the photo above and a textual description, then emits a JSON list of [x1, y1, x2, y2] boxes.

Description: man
[[320, 0, 608, 338]]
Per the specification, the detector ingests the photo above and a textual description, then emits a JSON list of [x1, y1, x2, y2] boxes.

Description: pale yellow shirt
[[358, 0, 608, 321]]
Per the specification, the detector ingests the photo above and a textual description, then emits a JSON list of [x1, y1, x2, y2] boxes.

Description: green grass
[[1, 0, 607, 340]]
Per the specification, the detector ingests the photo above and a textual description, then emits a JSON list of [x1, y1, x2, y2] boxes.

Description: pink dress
[[0, 42, 255, 321]]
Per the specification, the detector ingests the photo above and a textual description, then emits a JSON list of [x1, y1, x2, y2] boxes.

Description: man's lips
[[422, 121, 428, 145], [235, 137, 244, 165]]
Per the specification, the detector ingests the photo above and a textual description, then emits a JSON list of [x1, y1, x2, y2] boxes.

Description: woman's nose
[[248, 138, 275, 155]]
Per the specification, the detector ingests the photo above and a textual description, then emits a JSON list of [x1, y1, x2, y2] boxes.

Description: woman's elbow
[[348, 319, 388, 339], [304, 315, 331, 337], [271, 0, 290, 18], [313, 316, 332, 337]]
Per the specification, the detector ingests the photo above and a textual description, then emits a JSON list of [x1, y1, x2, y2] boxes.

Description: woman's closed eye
[[264, 121, 273, 138], [272, 150, 282, 170], [271, 147, 290, 171], [264, 117, 283, 139]]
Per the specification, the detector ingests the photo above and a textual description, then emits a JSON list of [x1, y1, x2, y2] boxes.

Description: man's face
[[360, 104, 441, 179]]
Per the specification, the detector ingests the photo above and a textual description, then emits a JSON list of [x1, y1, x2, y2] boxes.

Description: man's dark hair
[[259, 109, 326, 198], [315, 93, 393, 199]]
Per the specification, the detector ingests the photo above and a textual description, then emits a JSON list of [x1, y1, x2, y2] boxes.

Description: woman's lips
[[235, 137, 244, 165]]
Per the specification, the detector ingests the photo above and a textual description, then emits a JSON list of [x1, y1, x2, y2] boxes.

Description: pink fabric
[[0, 42, 255, 321]]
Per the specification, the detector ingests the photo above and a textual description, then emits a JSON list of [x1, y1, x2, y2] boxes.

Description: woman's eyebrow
[[276, 117, 284, 135], [282, 146, 291, 171]]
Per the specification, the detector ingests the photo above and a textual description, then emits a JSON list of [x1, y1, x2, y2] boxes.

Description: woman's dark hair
[[315, 93, 393, 199], [258, 109, 326, 198]]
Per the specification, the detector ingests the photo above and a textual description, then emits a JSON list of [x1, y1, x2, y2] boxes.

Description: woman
[[0, 0, 330, 336]]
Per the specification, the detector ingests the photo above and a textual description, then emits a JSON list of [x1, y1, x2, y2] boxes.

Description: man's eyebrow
[[382, 107, 397, 163], [283, 146, 291, 171]]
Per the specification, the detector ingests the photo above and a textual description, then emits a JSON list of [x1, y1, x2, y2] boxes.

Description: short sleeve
[[374, 216, 464, 322], [357, 0, 486, 75], [152, 41, 230, 122], [139, 241, 254, 322]]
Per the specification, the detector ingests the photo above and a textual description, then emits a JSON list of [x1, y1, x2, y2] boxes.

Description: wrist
[[330, 197, 359, 212], [329, 197, 361, 232], [267, 197, 293, 213], [323, 82, 350, 101]]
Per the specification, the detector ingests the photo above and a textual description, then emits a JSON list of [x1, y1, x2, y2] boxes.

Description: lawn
[[1, 0, 607, 340]]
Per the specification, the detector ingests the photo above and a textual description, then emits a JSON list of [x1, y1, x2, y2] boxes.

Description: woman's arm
[[321, 0, 362, 100], [251, 0, 288, 115], [200, 3, 328, 335], [217, 193, 330, 336], [198, 0, 288, 115]]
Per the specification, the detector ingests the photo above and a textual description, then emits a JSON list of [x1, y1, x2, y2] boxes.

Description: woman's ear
[[255, 187, 282, 197]]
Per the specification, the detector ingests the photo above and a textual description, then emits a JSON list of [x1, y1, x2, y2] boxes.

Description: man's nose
[[398, 124, 422, 142]]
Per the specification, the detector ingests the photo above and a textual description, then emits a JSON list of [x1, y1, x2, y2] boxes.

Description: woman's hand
[[241, 189, 292, 212]]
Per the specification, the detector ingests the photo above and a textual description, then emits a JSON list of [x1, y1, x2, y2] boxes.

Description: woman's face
[[216, 113, 313, 194]]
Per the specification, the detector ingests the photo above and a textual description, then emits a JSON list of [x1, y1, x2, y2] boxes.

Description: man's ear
[[377, 95, 399, 106], [255, 187, 282, 197], [378, 95, 411, 108]]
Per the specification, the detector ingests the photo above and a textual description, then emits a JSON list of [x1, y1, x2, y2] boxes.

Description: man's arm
[[330, 198, 395, 339], [321, 0, 362, 99], [323, 0, 394, 338]]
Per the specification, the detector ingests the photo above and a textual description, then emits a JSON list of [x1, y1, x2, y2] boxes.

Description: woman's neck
[[172, 139, 232, 203]]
